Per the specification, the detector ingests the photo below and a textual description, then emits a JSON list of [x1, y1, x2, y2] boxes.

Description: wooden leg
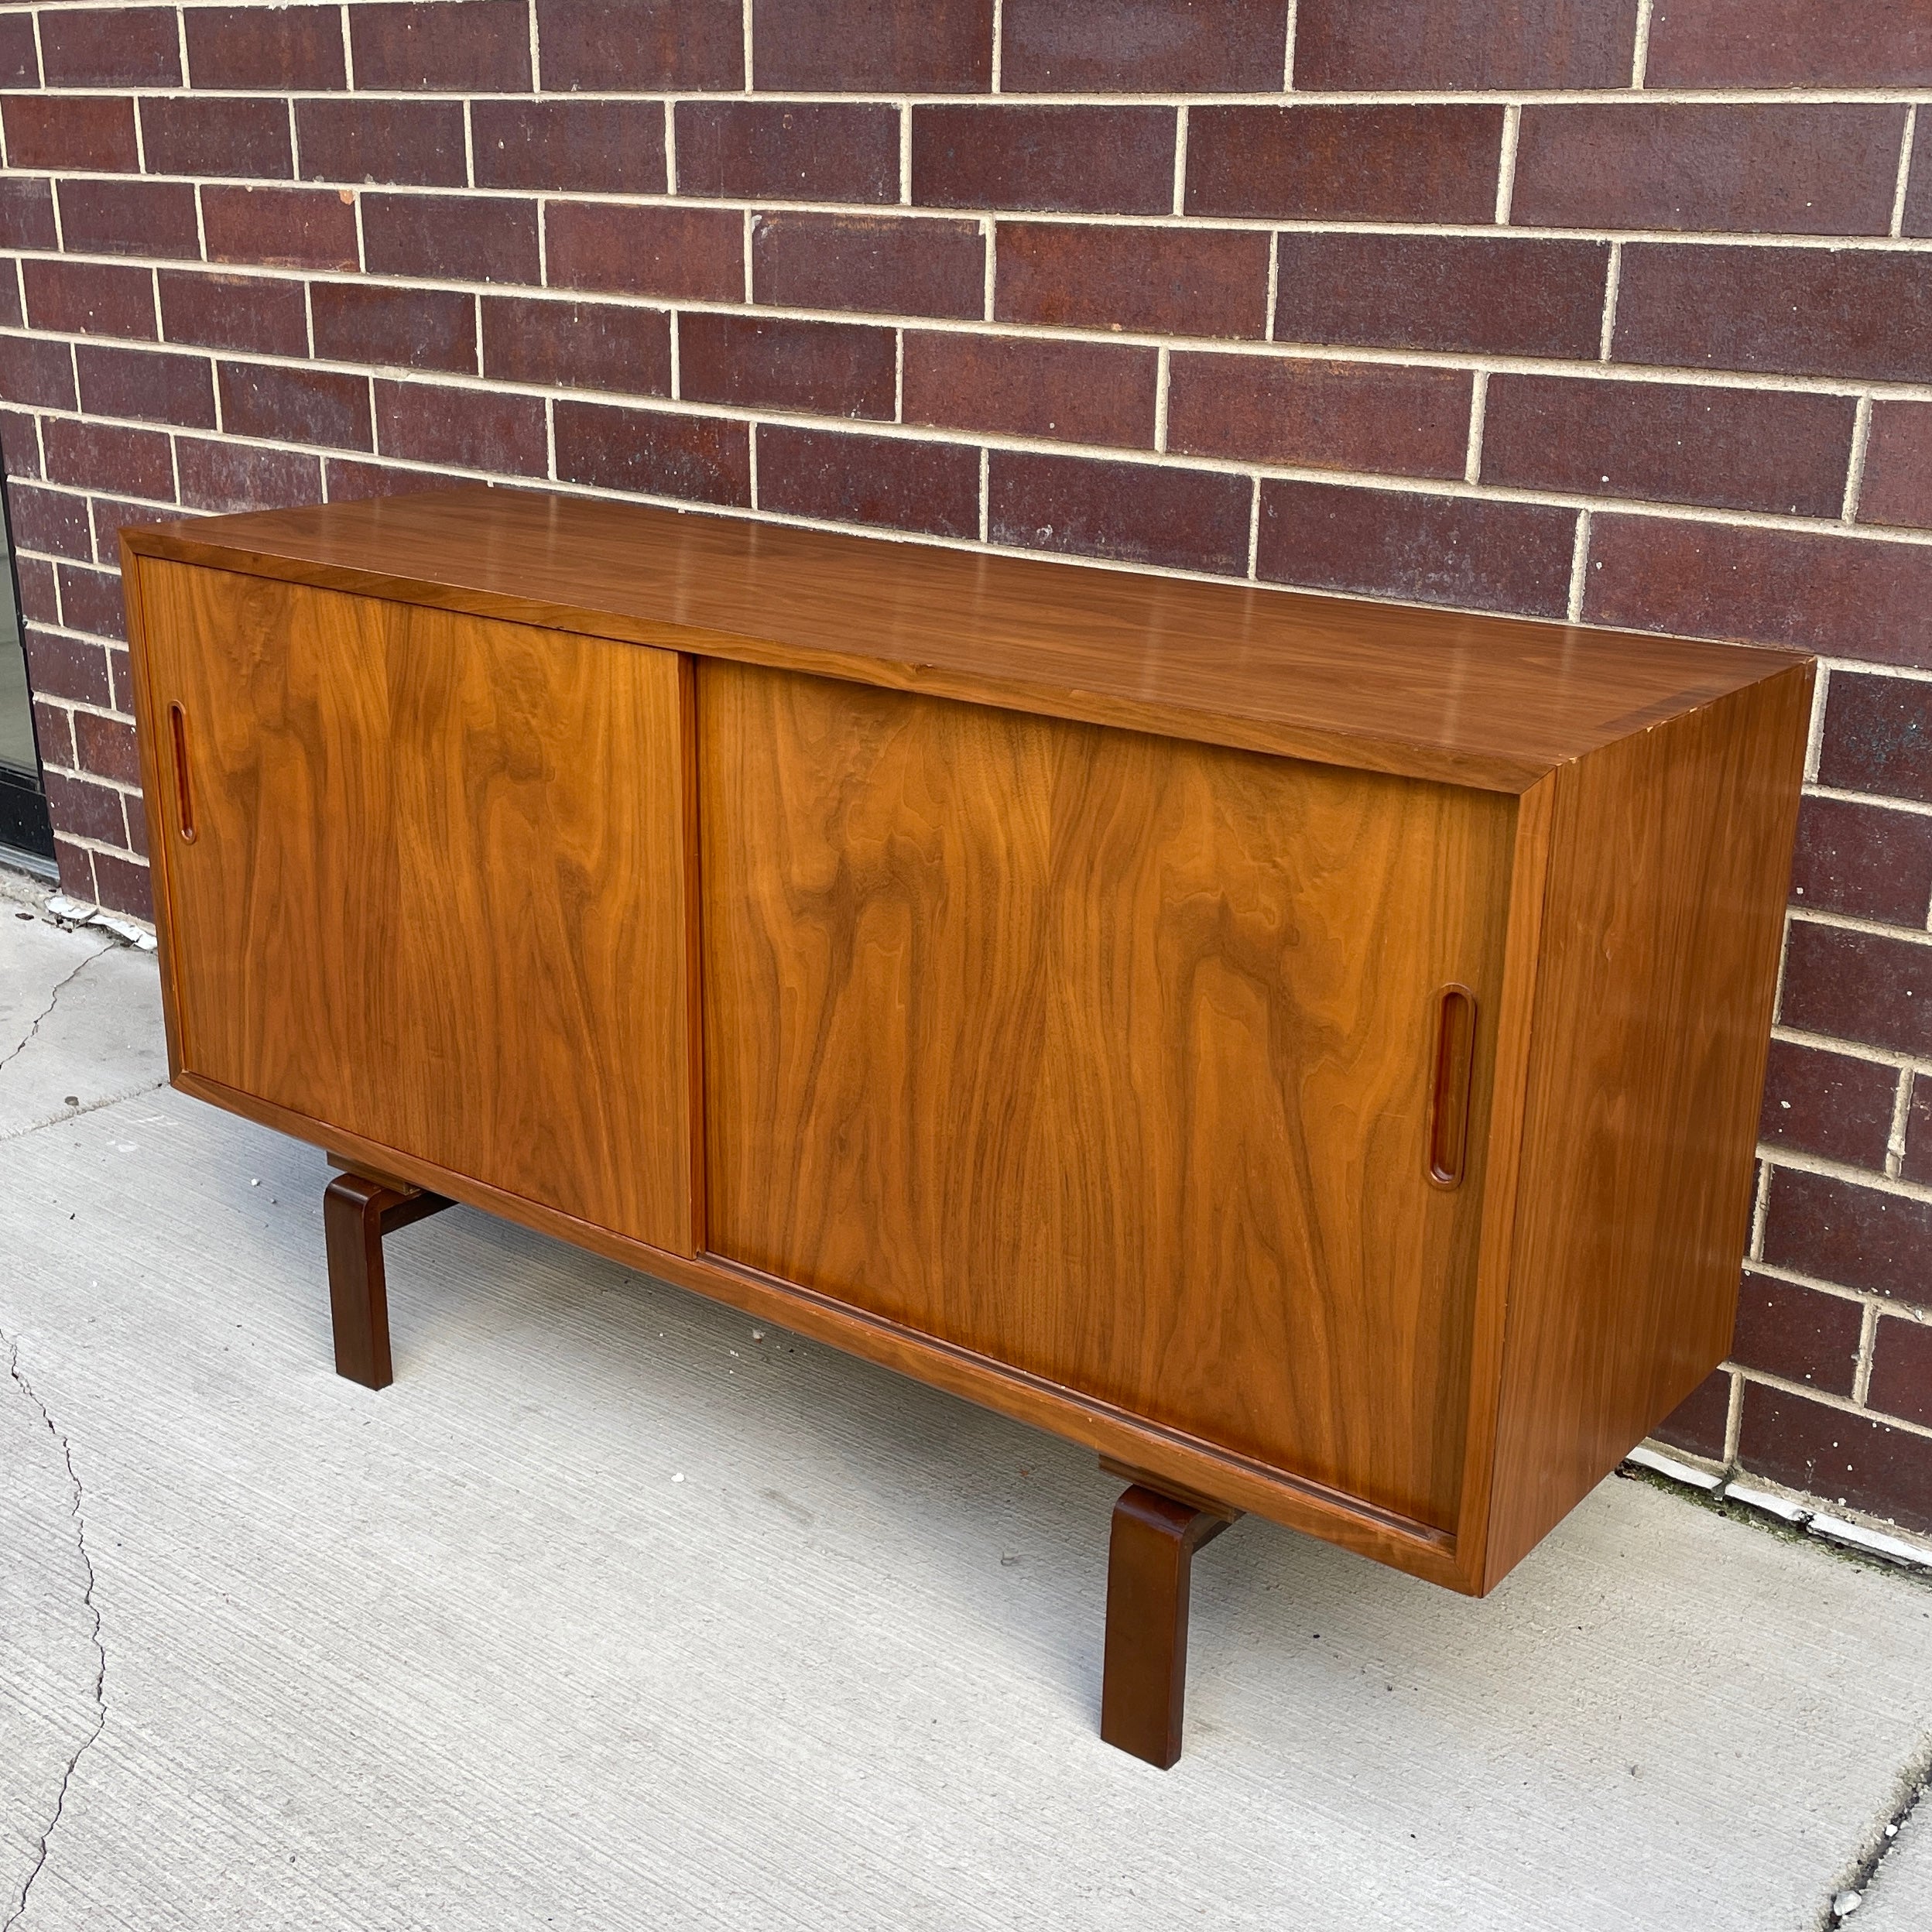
[[1100, 1481, 1238, 1769], [321, 1169, 453, 1389]]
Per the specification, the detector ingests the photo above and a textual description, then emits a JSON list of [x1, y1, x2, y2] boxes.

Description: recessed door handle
[[169, 702, 197, 843], [1427, 985, 1476, 1189]]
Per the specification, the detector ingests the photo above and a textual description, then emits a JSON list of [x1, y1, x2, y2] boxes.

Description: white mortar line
[[981, 216, 996, 320], [742, 207, 754, 302], [1564, 509, 1591, 620], [1841, 395, 1875, 522], [668, 310, 680, 398], [1153, 345, 1170, 452], [1759, 1139, 1932, 1207], [990, 0, 1002, 94], [1464, 369, 1488, 484], [977, 444, 988, 540], [1803, 663, 1829, 781], [1173, 104, 1189, 218], [1790, 903, 1932, 945], [663, 99, 677, 194], [463, 99, 475, 189], [1748, 1160, 1772, 1261], [1852, 1300, 1881, 1403], [1892, 105, 1919, 238], [1282, 0, 1298, 91], [339, 4, 353, 89], [741, 0, 753, 94], [1264, 228, 1279, 341], [1598, 240, 1622, 360], [1631, 0, 1655, 90], [176, 5, 191, 86], [1735, 1363, 1932, 1441], [191, 180, 209, 262], [1245, 476, 1261, 577], [527, 0, 541, 94], [1494, 106, 1520, 225], [893, 327, 903, 423], [1720, 1371, 1743, 1463], [1886, 1066, 1917, 1179]]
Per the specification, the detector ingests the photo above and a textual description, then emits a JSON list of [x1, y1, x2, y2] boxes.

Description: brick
[[361, 194, 540, 286], [1738, 1384, 1932, 1534], [1646, 0, 1932, 87], [903, 332, 1157, 449], [535, 0, 744, 90], [176, 437, 324, 513], [0, 408, 43, 479], [472, 101, 667, 195], [1615, 246, 1932, 385], [92, 500, 167, 564], [41, 769, 128, 848], [310, 283, 478, 374], [373, 379, 548, 477], [546, 203, 743, 303], [0, 276, 17, 332], [1652, 1368, 1732, 1459], [22, 626, 112, 707], [679, 102, 899, 205], [1791, 796, 1932, 929], [57, 180, 201, 262], [35, 704, 76, 772], [1907, 113, 1932, 238], [203, 186, 360, 272], [158, 270, 307, 357], [1731, 1272, 1865, 1396], [0, 337, 78, 413], [0, 12, 39, 85], [74, 707, 140, 782], [1167, 354, 1471, 478], [1257, 482, 1577, 618], [679, 314, 896, 420], [1819, 672, 1932, 807], [0, 179, 58, 252], [552, 400, 752, 507], [12, 487, 93, 562], [752, 0, 994, 92], [988, 452, 1252, 576], [751, 213, 984, 320], [58, 564, 129, 642], [1481, 375, 1855, 519], [755, 425, 981, 539], [1295, 0, 1636, 88], [140, 97, 294, 179], [39, 6, 180, 84], [219, 361, 373, 451], [481, 296, 671, 397], [18, 557, 58, 625], [324, 457, 470, 501], [296, 99, 468, 188], [1779, 922, 1932, 1061], [185, 5, 348, 89], [123, 786, 149, 859], [1584, 517, 1932, 671], [3, 97, 140, 173], [914, 106, 1175, 216], [997, 222, 1269, 339], [349, 1, 532, 90], [1762, 1165, 1932, 1308], [1866, 1315, 1932, 1428], [1910, 1076, 1932, 1186], [1758, 1038, 1900, 1170], [43, 420, 174, 500], [1187, 105, 1502, 224], [1859, 404, 1932, 533], [91, 850, 152, 923], [1274, 234, 1608, 359], [74, 344, 217, 430], [1000, 0, 1288, 91]]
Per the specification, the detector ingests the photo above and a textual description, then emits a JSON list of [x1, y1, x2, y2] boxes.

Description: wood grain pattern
[[1479, 662, 1815, 1588], [132, 557, 699, 1253], [700, 663, 1519, 1530], [122, 486, 1804, 793]]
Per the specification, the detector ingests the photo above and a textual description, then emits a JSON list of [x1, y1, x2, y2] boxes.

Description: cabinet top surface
[[124, 486, 1806, 791]]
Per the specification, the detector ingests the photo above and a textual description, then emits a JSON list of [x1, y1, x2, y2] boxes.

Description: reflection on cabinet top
[[123, 485, 1804, 793]]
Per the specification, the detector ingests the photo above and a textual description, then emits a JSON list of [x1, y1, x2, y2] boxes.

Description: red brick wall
[[3, 0, 1929, 1533]]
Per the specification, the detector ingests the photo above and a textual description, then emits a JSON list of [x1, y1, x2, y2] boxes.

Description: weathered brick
[[752, 213, 984, 320], [1584, 516, 1932, 670], [988, 452, 1252, 575], [296, 99, 468, 188], [1779, 922, 1932, 1061], [0, 180, 59, 252], [1615, 246, 1932, 385], [349, 0, 532, 90], [536, 0, 744, 91], [1906, 113, 1932, 238], [1481, 375, 1855, 518], [1257, 482, 1577, 617], [1001, 0, 1289, 91], [552, 400, 752, 506], [756, 425, 981, 539], [158, 270, 308, 357], [0, 409, 36, 478], [1274, 234, 1608, 359], [1294, 0, 1637, 89], [1167, 354, 1471, 478], [0, 276, 18, 332], [1859, 403, 1932, 533], [58, 564, 129, 642], [1791, 796, 1932, 929], [22, 626, 112, 707], [90, 849, 152, 922], [1762, 1165, 1932, 1308], [997, 221, 1269, 338], [323, 457, 469, 501], [480, 296, 672, 397], [361, 194, 540, 286], [12, 487, 93, 563], [175, 437, 324, 513], [1188, 106, 1502, 224], [203, 186, 360, 272], [122, 785, 149, 858], [0, 12, 39, 86], [219, 361, 374, 451], [373, 379, 549, 477], [1731, 1272, 1865, 1396], [904, 332, 1156, 449], [40, 769, 128, 848], [1653, 1368, 1732, 1458], [680, 314, 896, 420], [546, 203, 744, 303], [74, 344, 217, 430], [915, 106, 1175, 216], [1738, 1384, 1932, 1534], [310, 283, 478, 374], [140, 97, 295, 180], [34, 702, 77, 772], [471, 101, 666, 195], [1758, 1038, 1900, 1170], [39, 6, 179, 84], [1866, 1315, 1932, 1427], [1818, 672, 1932, 807], [92, 500, 167, 566], [752, 0, 994, 92], [18, 557, 59, 625], [74, 706, 141, 782], [57, 180, 201, 261], [1646, 0, 1932, 87], [184, 5, 348, 89], [3, 97, 140, 174], [0, 336, 78, 413], [43, 419, 175, 500], [679, 102, 899, 205], [1909, 1076, 1932, 1186]]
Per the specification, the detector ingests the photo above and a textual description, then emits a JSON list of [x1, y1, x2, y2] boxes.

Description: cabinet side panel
[[1483, 663, 1814, 1588]]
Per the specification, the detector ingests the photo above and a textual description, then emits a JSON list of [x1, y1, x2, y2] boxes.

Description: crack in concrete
[[2, 1334, 108, 1932], [1820, 1739, 1932, 1930], [0, 946, 107, 1084]]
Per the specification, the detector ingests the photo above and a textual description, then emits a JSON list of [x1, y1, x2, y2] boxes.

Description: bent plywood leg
[[321, 1169, 453, 1389], [1100, 1481, 1238, 1769]]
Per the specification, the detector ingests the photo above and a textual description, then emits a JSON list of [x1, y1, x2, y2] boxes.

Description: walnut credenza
[[124, 488, 1810, 1766]]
